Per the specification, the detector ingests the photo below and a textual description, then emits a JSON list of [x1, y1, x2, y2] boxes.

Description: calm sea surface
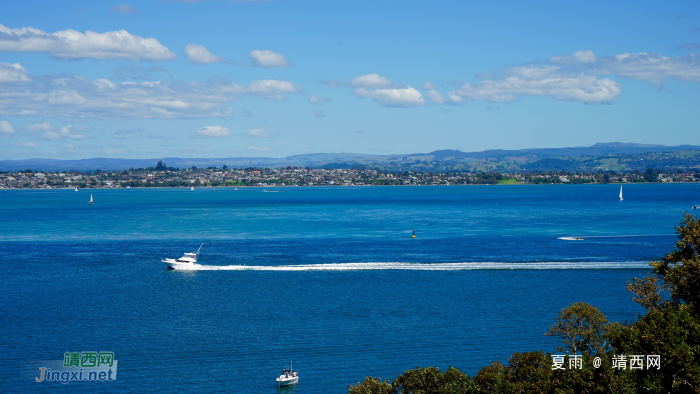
[[2, 184, 699, 393]]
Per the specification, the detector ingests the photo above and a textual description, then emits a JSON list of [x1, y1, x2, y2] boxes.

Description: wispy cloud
[[41, 125, 90, 140], [448, 65, 621, 104], [249, 50, 289, 67], [0, 62, 30, 82], [355, 87, 425, 107], [246, 128, 271, 137], [114, 65, 167, 80], [0, 120, 15, 135], [350, 73, 403, 88], [184, 44, 225, 64], [312, 109, 326, 117], [308, 96, 331, 104], [109, 4, 139, 14], [192, 125, 231, 138], [27, 122, 55, 132], [0, 68, 304, 119]]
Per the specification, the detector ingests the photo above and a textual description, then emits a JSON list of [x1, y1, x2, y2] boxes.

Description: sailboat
[[619, 185, 623, 201], [75, 187, 79, 191], [191, 187, 194, 191], [89, 194, 93, 205]]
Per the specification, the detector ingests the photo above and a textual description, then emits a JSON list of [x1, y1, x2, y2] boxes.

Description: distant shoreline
[[2, 182, 699, 191]]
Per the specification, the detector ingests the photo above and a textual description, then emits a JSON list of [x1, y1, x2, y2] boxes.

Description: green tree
[[545, 302, 610, 355], [348, 377, 393, 394], [393, 366, 477, 394], [650, 213, 700, 313]]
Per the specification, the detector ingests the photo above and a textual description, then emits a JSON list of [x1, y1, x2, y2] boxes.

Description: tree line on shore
[[348, 214, 700, 393]]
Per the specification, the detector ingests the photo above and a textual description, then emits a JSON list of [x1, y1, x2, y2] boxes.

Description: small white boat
[[191, 187, 194, 191], [276, 362, 298, 387], [619, 185, 623, 201], [89, 194, 93, 205], [75, 187, 79, 192], [162, 243, 203, 270]]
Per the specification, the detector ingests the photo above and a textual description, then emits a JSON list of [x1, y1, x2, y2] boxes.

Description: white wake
[[169, 261, 649, 271]]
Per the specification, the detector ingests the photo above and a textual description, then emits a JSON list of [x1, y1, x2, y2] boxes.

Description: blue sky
[[0, 0, 698, 160]]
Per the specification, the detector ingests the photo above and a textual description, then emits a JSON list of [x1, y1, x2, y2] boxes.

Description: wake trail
[[170, 261, 649, 271]]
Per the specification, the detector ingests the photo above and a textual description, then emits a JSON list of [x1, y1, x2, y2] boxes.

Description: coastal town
[[1, 163, 699, 189]]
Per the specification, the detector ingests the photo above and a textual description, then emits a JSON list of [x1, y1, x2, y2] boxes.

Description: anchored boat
[[276, 361, 299, 387]]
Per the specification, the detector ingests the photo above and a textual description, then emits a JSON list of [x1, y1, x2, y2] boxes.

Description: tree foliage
[[544, 302, 610, 354]]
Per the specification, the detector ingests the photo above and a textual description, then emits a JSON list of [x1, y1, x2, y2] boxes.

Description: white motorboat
[[162, 243, 203, 270], [276, 363, 298, 387]]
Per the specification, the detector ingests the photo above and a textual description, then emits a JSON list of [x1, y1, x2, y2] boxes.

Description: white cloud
[[0, 23, 176, 61], [42, 131, 60, 140], [350, 73, 400, 88], [448, 65, 621, 104], [249, 50, 289, 67], [247, 146, 268, 152], [23, 141, 38, 148], [548, 50, 597, 65], [104, 149, 123, 155], [354, 87, 425, 107], [308, 95, 331, 104], [591, 52, 700, 85], [27, 122, 54, 132], [0, 62, 30, 82], [0, 73, 303, 119], [244, 79, 303, 101], [60, 144, 74, 149], [247, 128, 271, 138], [425, 90, 446, 104], [109, 4, 139, 14], [419, 81, 437, 90], [184, 44, 225, 64], [0, 120, 15, 134], [192, 125, 231, 138], [42, 125, 89, 140], [39, 124, 87, 140], [546, 51, 700, 86], [148, 132, 161, 138]]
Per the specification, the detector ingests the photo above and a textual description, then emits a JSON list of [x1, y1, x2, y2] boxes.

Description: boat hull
[[277, 377, 298, 386], [162, 260, 197, 270]]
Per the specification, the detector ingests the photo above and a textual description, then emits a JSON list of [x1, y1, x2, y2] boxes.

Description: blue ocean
[[2, 184, 698, 393]]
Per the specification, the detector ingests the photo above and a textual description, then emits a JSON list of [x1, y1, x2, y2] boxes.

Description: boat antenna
[[196, 243, 204, 260]]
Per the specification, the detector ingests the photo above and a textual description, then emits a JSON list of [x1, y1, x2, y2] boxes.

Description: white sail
[[619, 186, 623, 201], [89, 194, 93, 205]]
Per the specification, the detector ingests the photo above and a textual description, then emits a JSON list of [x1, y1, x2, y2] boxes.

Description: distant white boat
[[191, 187, 194, 191], [276, 361, 298, 387], [619, 185, 623, 201], [75, 187, 79, 192], [89, 194, 93, 205]]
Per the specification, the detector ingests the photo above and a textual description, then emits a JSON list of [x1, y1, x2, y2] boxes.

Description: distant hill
[[1, 143, 699, 172]]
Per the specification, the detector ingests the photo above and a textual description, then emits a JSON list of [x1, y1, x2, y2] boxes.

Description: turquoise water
[[2, 184, 698, 392]]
